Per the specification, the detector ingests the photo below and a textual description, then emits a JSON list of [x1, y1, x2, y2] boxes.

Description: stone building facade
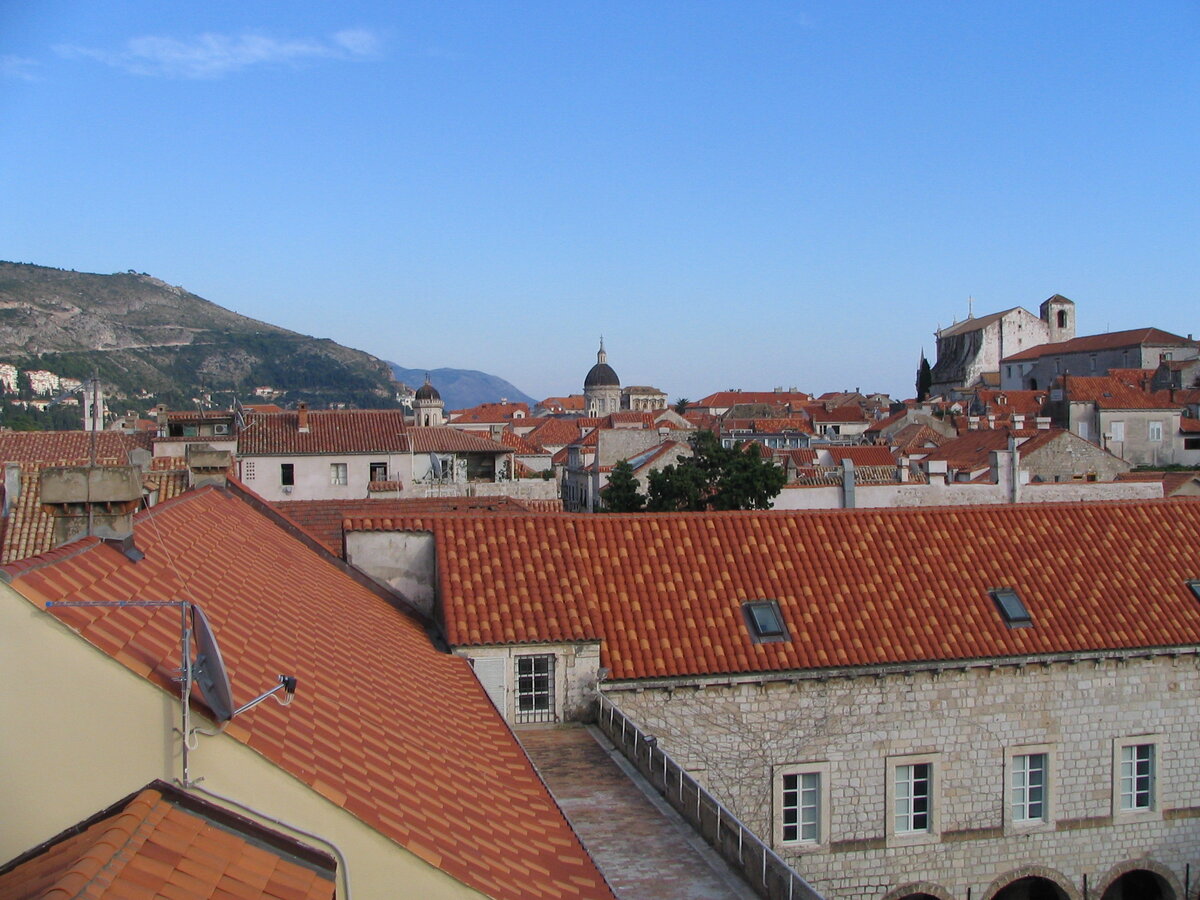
[[610, 651, 1198, 900]]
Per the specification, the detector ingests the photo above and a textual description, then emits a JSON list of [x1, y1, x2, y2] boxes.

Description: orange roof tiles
[[237, 409, 409, 455], [448, 401, 531, 422], [272, 496, 544, 554], [1060, 375, 1182, 410], [525, 417, 584, 448], [826, 446, 896, 467], [4, 486, 613, 900], [1002, 328, 1198, 361], [0, 430, 152, 465], [0, 786, 335, 899], [694, 390, 812, 409], [407, 426, 511, 454], [379, 502, 1200, 681]]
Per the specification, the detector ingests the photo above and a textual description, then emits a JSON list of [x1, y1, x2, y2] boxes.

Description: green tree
[[646, 430, 786, 511], [600, 460, 646, 512], [916, 353, 932, 402], [673, 397, 691, 415]]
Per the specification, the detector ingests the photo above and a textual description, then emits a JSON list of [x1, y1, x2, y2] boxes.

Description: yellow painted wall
[[0, 584, 484, 899]]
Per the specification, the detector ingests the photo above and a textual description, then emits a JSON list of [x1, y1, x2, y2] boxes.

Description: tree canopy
[[645, 430, 786, 512], [916, 354, 932, 402], [599, 459, 645, 512]]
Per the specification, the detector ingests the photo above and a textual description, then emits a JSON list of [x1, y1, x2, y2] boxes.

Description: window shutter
[[469, 657, 506, 715]]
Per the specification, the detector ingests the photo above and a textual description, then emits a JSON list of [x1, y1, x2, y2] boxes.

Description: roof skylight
[[742, 599, 789, 643], [1187, 580, 1200, 602], [990, 588, 1032, 628]]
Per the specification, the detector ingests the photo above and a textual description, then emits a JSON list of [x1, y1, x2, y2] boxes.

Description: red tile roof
[[918, 428, 1066, 472], [1060, 375, 1182, 410], [1002, 328, 1198, 362], [0, 786, 335, 899], [808, 405, 867, 424], [500, 428, 551, 455], [826, 446, 896, 466], [694, 390, 812, 409], [1180, 417, 1200, 433], [0, 430, 152, 465], [448, 401, 531, 423], [4, 487, 613, 900], [407, 426, 511, 454], [377, 502, 1200, 681], [272, 496, 545, 554], [937, 307, 1023, 337], [525, 417, 585, 448], [238, 410, 409, 455], [890, 424, 950, 454]]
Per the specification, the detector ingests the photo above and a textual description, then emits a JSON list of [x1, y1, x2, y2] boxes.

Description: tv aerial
[[46, 598, 297, 787]]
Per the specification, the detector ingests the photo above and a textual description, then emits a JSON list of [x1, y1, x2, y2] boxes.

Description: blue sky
[[3, 2, 1198, 402]]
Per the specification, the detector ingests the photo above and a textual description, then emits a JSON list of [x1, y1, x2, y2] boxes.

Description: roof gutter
[[599, 644, 1200, 692]]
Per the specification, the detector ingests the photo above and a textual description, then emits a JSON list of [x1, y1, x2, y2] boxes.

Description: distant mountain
[[388, 364, 535, 412], [0, 262, 403, 411]]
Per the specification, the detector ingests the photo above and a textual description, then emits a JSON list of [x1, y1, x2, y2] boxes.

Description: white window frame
[[330, 462, 348, 486], [775, 762, 830, 850], [1109, 421, 1125, 443], [886, 753, 939, 844], [1113, 735, 1162, 821], [514, 654, 556, 724], [1149, 421, 1164, 442], [1006, 744, 1055, 832]]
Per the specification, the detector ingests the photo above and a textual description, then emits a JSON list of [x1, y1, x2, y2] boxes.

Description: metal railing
[[596, 694, 825, 900]]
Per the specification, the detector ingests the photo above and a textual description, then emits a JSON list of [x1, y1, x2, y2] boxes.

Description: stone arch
[[1094, 858, 1181, 900], [981, 865, 1081, 900], [881, 882, 955, 900]]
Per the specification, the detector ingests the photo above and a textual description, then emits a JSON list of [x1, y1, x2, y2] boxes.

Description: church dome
[[584, 340, 620, 389], [415, 378, 441, 402], [584, 362, 619, 388]]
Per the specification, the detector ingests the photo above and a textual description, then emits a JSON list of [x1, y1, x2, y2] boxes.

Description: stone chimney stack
[[298, 401, 310, 433], [40, 466, 142, 548], [186, 445, 232, 488]]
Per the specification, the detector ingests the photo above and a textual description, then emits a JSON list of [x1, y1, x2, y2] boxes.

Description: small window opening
[[743, 599, 789, 642], [991, 588, 1032, 627], [1187, 580, 1200, 602]]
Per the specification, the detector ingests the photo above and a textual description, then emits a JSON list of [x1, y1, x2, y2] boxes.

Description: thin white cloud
[[54, 29, 381, 79], [1, 55, 41, 81]]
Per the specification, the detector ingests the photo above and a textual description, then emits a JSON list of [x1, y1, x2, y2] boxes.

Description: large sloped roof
[[0, 785, 335, 899], [3, 486, 613, 900], [237, 409, 409, 455], [368, 501, 1200, 681], [1002, 328, 1198, 362]]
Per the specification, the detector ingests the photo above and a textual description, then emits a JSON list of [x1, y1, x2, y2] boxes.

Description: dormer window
[[990, 588, 1032, 628], [743, 599, 789, 643]]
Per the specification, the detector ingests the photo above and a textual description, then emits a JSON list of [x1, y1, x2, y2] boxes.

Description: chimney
[[897, 457, 910, 483], [186, 445, 232, 488], [298, 401, 310, 433], [490, 423, 504, 441], [841, 459, 856, 509], [1035, 416, 1051, 430], [968, 416, 979, 431], [1012, 413, 1025, 430], [40, 465, 142, 548], [3, 462, 21, 517]]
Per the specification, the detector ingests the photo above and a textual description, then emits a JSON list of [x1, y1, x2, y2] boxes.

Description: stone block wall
[[606, 654, 1200, 899]]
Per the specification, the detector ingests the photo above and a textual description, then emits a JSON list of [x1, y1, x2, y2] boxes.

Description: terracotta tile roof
[[970, 389, 1049, 418], [1116, 471, 1200, 496], [1002, 328, 1199, 362], [407, 426, 511, 454], [918, 428, 1065, 472], [448, 401, 531, 423], [626, 440, 689, 474], [808, 405, 867, 424], [237, 410, 409, 455], [538, 396, 586, 412], [500, 429, 552, 455], [780, 449, 819, 466], [865, 409, 909, 433], [4, 487, 613, 900], [891, 424, 950, 454], [682, 412, 721, 431], [525, 417, 585, 448], [826, 446, 896, 466], [1180, 417, 1200, 433], [0, 786, 334, 899], [383, 502, 1200, 680], [724, 417, 813, 435], [0, 430, 152, 465], [272, 496, 544, 554], [694, 390, 812, 409], [1060, 375, 1182, 410]]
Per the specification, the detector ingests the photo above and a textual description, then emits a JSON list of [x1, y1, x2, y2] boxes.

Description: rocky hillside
[[0, 262, 401, 410]]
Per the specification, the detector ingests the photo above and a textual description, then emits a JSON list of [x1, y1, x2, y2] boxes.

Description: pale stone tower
[[1040, 294, 1076, 345], [584, 339, 621, 416]]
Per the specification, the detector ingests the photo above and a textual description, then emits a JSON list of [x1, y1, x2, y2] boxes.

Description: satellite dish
[[430, 452, 443, 479], [191, 604, 235, 722]]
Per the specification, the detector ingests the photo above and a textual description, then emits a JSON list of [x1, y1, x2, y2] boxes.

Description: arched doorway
[[1100, 869, 1174, 900], [993, 877, 1070, 900]]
